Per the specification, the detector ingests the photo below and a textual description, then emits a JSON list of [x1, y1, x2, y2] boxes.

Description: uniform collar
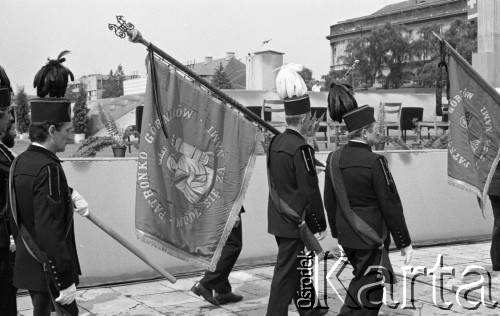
[[284, 128, 304, 139], [347, 140, 372, 152], [27, 144, 61, 163], [0, 142, 15, 162]]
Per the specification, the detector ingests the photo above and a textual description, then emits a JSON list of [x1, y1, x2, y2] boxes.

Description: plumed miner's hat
[[343, 105, 375, 133], [327, 80, 358, 123], [0, 65, 13, 111], [275, 63, 310, 116], [31, 50, 74, 123]]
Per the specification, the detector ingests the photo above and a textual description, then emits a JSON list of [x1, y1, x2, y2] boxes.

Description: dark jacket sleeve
[[323, 153, 338, 238], [33, 164, 74, 290], [0, 155, 11, 245], [294, 146, 327, 234], [372, 156, 411, 249]]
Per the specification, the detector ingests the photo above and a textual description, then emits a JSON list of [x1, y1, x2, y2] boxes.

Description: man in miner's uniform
[[9, 51, 90, 316], [0, 65, 17, 316], [324, 105, 414, 315], [266, 64, 329, 316]]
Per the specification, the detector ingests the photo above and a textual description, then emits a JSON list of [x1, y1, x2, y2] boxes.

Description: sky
[[1, 0, 404, 95]]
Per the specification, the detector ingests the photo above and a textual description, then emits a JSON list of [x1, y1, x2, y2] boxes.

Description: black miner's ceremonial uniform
[[324, 141, 411, 315], [267, 129, 327, 316], [10, 145, 80, 309], [0, 142, 16, 316]]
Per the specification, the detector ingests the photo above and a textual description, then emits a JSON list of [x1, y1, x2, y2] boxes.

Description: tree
[[410, 24, 442, 62], [211, 63, 232, 89], [409, 24, 442, 87], [338, 27, 395, 88], [15, 86, 30, 133], [73, 84, 90, 134], [64, 84, 79, 104], [114, 64, 125, 96], [322, 69, 348, 90], [371, 23, 411, 89], [443, 19, 477, 64], [409, 20, 476, 87], [102, 64, 125, 98], [298, 67, 314, 90]]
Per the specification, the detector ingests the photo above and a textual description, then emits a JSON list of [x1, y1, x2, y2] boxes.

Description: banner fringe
[[448, 177, 487, 217], [208, 129, 262, 271], [136, 229, 212, 270]]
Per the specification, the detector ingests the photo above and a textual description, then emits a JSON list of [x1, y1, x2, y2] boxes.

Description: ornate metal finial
[[108, 15, 135, 38]]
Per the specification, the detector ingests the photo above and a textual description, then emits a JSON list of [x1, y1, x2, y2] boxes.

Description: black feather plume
[[33, 50, 74, 98], [327, 80, 358, 123], [0, 65, 12, 93]]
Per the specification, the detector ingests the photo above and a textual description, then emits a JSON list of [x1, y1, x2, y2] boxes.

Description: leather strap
[[330, 147, 388, 249], [266, 137, 323, 254], [8, 156, 74, 316], [329, 147, 393, 281]]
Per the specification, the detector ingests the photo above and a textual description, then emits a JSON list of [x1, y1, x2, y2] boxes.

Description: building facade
[[185, 52, 246, 89], [70, 73, 138, 101], [327, 0, 468, 70]]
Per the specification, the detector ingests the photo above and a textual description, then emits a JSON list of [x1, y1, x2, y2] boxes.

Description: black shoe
[[191, 282, 219, 306], [214, 292, 243, 305]]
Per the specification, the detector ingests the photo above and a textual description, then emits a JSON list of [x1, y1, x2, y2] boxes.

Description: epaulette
[[47, 164, 62, 201], [378, 156, 396, 194], [299, 145, 316, 177]]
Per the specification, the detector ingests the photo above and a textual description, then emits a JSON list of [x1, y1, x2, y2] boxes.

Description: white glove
[[315, 160, 326, 174], [401, 245, 414, 266], [315, 230, 327, 241], [72, 190, 90, 217], [332, 238, 344, 256], [234, 215, 241, 228], [9, 235, 15, 252], [55, 283, 76, 305]]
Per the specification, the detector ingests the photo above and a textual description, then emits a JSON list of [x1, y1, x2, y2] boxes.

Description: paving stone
[[111, 281, 174, 296], [234, 280, 270, 298], [159, 276, 199, 291], [218, 295, 269, 312], [134, 291, 200, 308], [77, 292, 140, 316], [16, 295, 33, 311], [246, 266, 274, 279], [116, 304, 168, 315], [227, 271, 262, 284], [153, 300, 222, 315], [236, 307, 270, 315], [18, 310, 33, 316]]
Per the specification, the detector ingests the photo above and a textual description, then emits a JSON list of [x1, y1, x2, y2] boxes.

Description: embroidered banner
[[446, 41, 500, 211], [135, 56, 260, 270]]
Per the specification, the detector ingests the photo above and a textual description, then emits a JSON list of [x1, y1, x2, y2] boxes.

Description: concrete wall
[[63, 150, 493, 287]]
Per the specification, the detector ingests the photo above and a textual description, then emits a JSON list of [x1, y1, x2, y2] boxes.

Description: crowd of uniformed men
[[1, 57, 494, 316]]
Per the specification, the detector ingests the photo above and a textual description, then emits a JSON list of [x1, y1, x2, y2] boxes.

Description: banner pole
[[108, 17, 325, 165], [86, 213, 177, 283], [125, 28, 281, 136]]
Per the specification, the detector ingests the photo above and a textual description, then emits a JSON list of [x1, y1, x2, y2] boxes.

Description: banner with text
[[446, 41, 500, 211], [135, 56, 260, 270]]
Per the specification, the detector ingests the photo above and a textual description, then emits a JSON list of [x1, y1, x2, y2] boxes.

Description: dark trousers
[[0, 246, 17, 316], [29, 287, 79, 316], [267, 236, 315, 316], [29, 290, 52, 316], [339, 247, 386, 316], [490, 195, 500, 270], [200, 217, 242, 294]]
